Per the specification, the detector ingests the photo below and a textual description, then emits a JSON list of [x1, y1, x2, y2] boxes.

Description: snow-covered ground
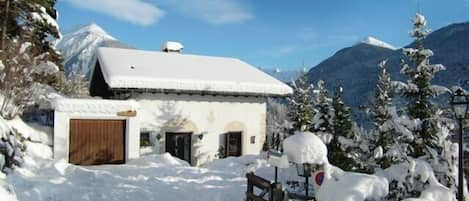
[[8, 143, 272, 201], [1, 126, 385, 201], [0, 121, 456, 201]]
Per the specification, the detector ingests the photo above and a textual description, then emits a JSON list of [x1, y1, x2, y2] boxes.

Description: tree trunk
[[1, 0, 11, 55]]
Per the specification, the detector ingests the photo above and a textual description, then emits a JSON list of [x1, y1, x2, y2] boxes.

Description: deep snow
[[0, 119, 457, 201], [7, 134, 276, 201], [2, 128, 389, 201]]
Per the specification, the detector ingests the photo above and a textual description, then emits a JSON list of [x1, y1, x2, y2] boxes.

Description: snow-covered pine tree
[[311, 80, 334, 136], [394, 13, 449, 156], [373, 60, 393, 131], [332, 86, 353, 139], [371, 60, 400, 169], [0, 0, 61, 172], [0, 0, 61, 70], [287, 73, 314, 132], [1, 0, 64, 98], [392, 13, 456, 191], [327, 85, 362, 171], [0, 0, 62, 119], [365, 60, 416, 174]]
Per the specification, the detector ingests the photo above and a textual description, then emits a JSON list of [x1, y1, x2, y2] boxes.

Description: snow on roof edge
[[105, 76, 293, 96], [52, 98, 139, 113], [95, 47, 293, 97]]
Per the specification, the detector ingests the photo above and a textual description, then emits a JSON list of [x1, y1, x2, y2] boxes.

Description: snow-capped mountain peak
[[360, 36, 397, 50], [57, 23, 119, 76], [72, 23, 115, 40]]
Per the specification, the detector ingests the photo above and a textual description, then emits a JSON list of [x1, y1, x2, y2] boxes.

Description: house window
[[165, 132, 192, 164], [225, 132, 242, 157], [140, 132, 152, 147]]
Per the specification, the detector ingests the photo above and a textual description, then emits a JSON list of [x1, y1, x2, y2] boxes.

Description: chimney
[[161, 41, 184, 53]]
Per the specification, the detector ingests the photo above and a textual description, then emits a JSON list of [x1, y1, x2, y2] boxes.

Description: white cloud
[[63, 0, 164, 26], [161, 0, 253, 25]]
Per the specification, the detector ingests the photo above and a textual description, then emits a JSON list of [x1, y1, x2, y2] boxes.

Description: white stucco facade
[[52, 99, 140, 163], [134, 93, 267, 166], [52, 94, 267, 166]]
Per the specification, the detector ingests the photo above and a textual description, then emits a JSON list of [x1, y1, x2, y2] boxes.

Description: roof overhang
[[110, 87, 291, 98]]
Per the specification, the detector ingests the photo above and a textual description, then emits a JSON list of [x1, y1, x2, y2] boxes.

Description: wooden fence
[[246, 172, 283, 201]]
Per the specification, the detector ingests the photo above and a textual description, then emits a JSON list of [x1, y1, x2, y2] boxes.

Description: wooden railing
[[246, 172, 284, 201]]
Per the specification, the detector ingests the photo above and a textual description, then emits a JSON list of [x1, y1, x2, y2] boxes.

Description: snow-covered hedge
[[0, 118, 25, 172], [0, 117, 20, 201]]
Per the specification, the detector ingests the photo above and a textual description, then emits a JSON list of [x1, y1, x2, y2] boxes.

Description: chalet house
[[53, 42, 292, 166]]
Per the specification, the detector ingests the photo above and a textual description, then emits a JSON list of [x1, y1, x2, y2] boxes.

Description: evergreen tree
[[0, 0, 62, 118], [311, 80, 334, 135], [394, 13, 449, 157], [372, 60, 398, 168], [0, 0, 60, 56], [392, 13, 456, 193], [0, 0, 61, 172], [332, 86, 353, 138], [287, 73, 314, 132], [327, 85, 362, 171], [369, 60, 413, 170], [0, 0, 62, 86], [373, 60, 393, 129]]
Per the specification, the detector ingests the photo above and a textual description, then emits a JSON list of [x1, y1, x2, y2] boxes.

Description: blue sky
[[57, 0, 469, 71]]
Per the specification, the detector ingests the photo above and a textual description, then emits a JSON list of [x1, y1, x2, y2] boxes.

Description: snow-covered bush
[[379, 159, 456, 201], [56, 71, 89, 98], [283, 132, 389, 201], [0, 171, 18, 201], [0, 117, 25, 172], [317, 165, 389, 201]]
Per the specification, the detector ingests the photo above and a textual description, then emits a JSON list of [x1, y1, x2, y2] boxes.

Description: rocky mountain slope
[[306, 22, 469, 117]]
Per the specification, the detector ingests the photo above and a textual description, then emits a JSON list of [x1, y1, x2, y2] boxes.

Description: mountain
[[260, 68, 302, 82], [306, 22, 469, 121], [56, 23, 132, 77]]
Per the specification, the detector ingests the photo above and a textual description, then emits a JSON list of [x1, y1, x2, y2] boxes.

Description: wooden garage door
[[69, 119, 126, 165]]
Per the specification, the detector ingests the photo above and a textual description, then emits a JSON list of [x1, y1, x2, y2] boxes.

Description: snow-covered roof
[[52, 98, 139, 114], [93, 47, 293, 96]]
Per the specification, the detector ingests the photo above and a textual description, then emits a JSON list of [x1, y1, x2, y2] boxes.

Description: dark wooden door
[[165, 132, 192, 164], [69, 119, 126, 165], [226, 132, 242, 157]]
